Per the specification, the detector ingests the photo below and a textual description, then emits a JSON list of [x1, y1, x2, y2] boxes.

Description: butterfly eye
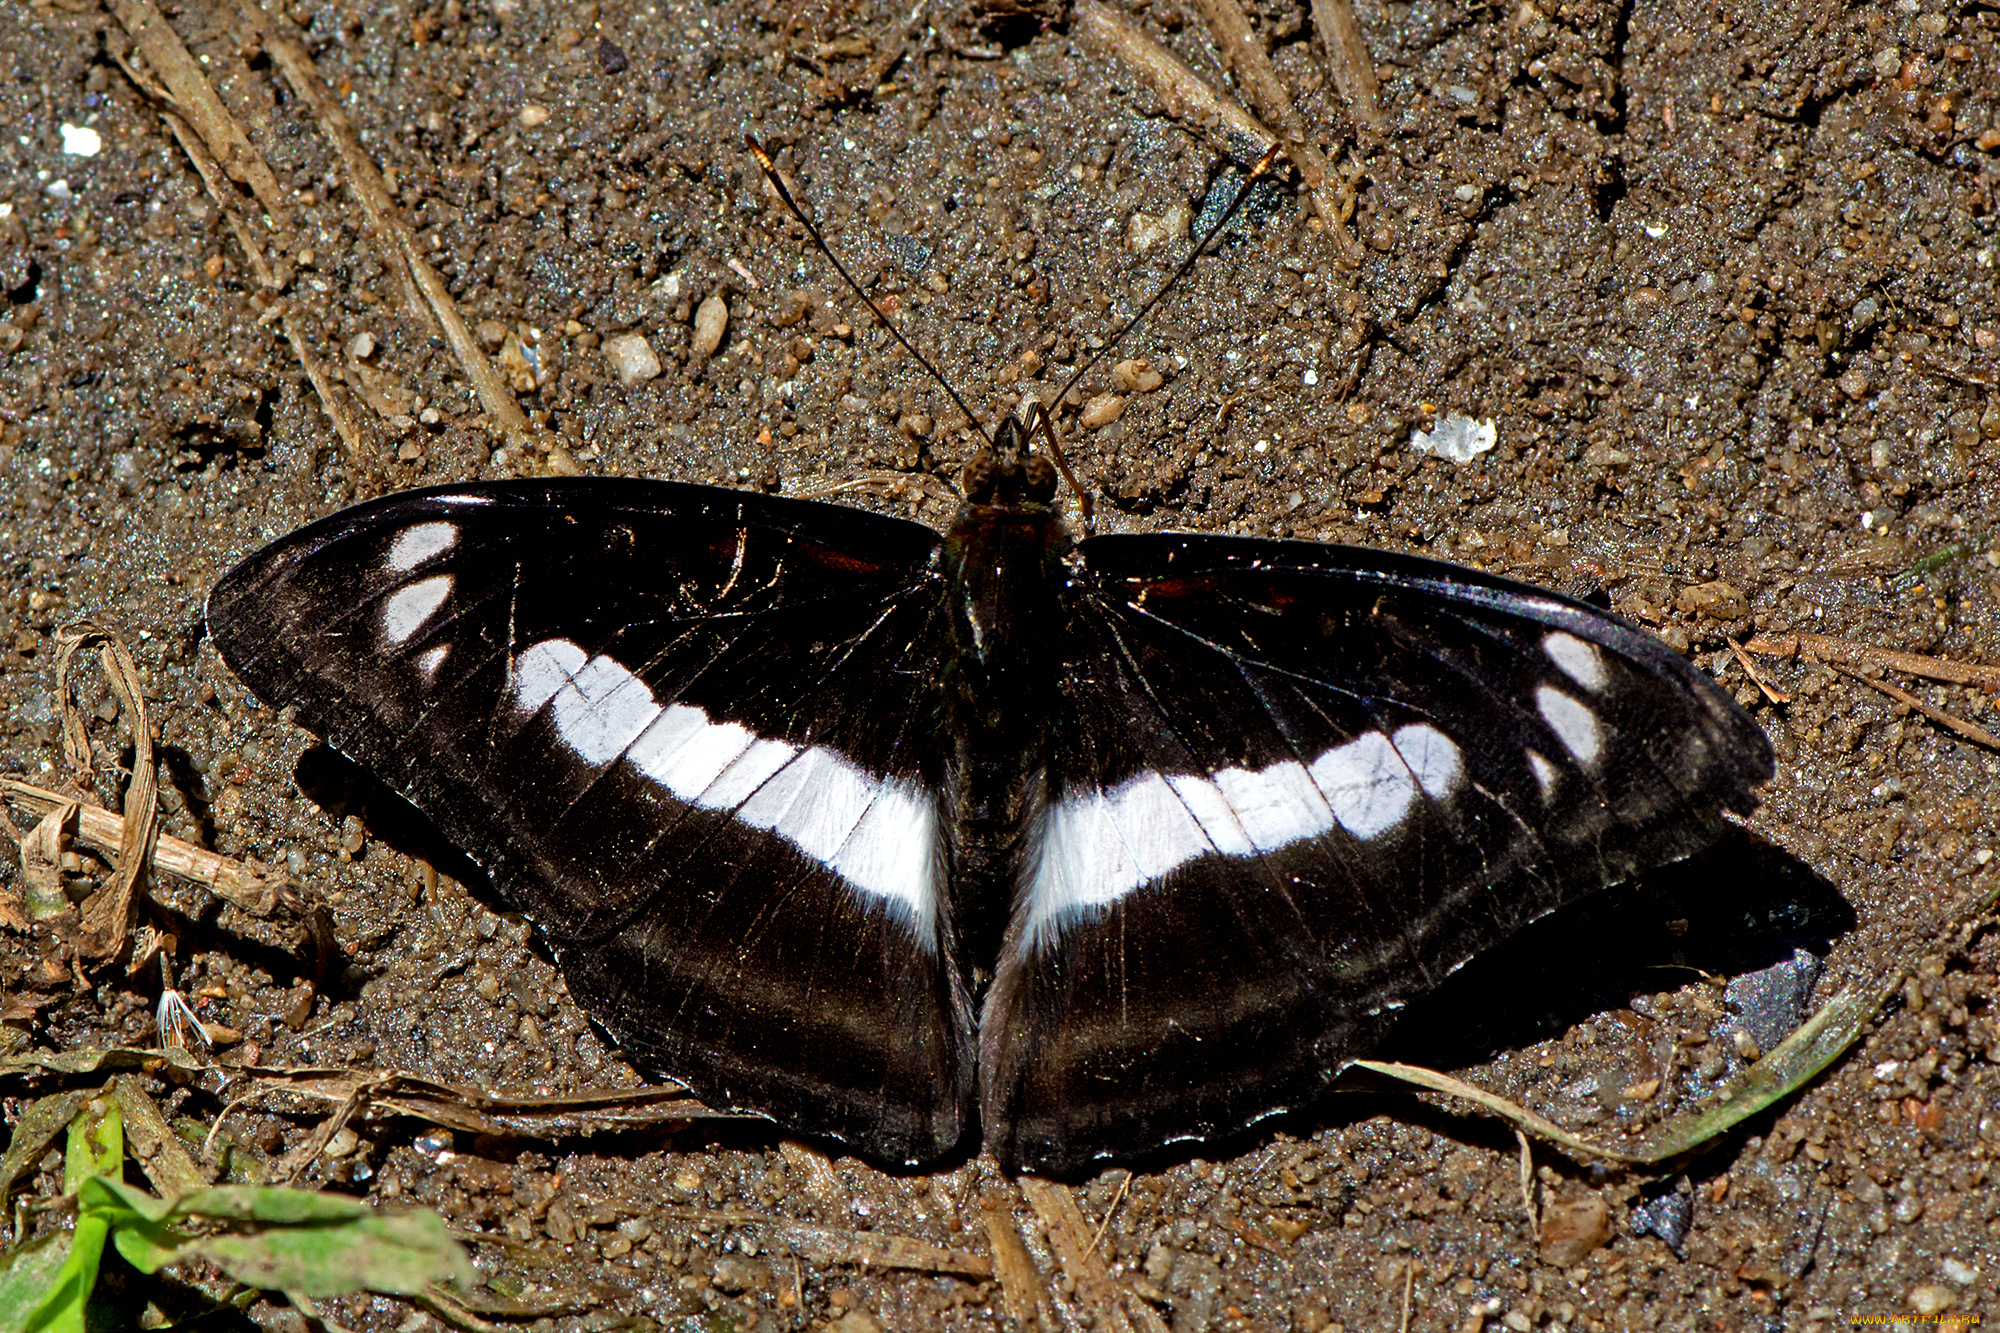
[[1023, 455, 1059, 502], [961, 449, 1000, 503]]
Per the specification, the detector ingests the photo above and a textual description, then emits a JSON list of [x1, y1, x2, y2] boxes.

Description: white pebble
[[1111, 358, 1163, 393], [1409, 413, 1496, 464], [601, 332, 662, 385], [518, 104, 550, 128], [1078, 393, 1126, 430], [692, 294, 729, 358], [60, 124, 101, 157]]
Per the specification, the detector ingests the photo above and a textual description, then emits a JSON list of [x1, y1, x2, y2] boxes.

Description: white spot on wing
[[380, 575, 453, 646], [1537, 686, 1602, 766], [1214, 761, 1334, 851], [1543, 631, 1608, 693], [1526, 749, 1559, 798], [632, 707, 753, 794], [386, 522, 458, 572], [415, 644, 449, 680], [1311, 731, 1417, 839], [1023, 773, 1205, 942]]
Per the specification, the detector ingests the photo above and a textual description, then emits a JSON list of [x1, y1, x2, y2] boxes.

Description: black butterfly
[[207, 418, 1771, 1174]]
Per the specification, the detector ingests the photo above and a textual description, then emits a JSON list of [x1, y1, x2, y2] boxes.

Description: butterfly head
[[960, 413, 1061, 512]]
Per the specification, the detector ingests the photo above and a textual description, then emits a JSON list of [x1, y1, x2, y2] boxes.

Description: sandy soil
[[2, 0, 1998, 1328]]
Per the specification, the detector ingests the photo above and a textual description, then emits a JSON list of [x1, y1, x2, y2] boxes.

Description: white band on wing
[[1021, 724, 1465, 948], [508, 638, 937, 930]]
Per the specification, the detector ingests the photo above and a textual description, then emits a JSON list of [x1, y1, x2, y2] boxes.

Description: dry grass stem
[[233, 0, 546, 463], [1830, 664, 2000, 752], [1726, 636, 1792, 704], [1087, 1169, 1132, 1255], [51, 625, 158, 957], [1514, 1128, 1537, 1235], [1184, 0, 1354, 252], [1021, 1176, 1169, 1333], [108, 6, 368, 465], [1310, 0, 1383, 128], [1737, 631, 2000, 688], [3, 778, 296, 918]]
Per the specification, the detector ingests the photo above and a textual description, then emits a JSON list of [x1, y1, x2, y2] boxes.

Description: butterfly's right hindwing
[[208, 481, 974, 1166]]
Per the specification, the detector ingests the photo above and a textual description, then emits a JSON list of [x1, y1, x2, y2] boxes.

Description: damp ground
[[1, 0, 1997, 1329]]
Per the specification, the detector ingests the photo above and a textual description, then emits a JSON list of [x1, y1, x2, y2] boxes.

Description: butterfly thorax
[[939, 422, 1071, 969]]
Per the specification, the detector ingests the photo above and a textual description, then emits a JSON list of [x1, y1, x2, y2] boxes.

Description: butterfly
[[206, 409, 1772, 1174]]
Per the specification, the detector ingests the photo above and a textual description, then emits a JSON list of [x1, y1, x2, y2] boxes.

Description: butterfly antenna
[[747, 135, 993, 448], [1049, 144, 1286, 420], [1022, 145, 1284, 532]]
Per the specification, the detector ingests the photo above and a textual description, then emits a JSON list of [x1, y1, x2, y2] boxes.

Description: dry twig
[[222, 1066, 717, 1141], [1076, 2, 1275, 162], [1183, 0, 1355, 252], [3, 779, 297, 918], [980, 1195, 1042, 1326], [1021, 1176, 1169, 1333], [233, 0, 549, 466], [1830, 665, 2000, 752], [1736, 632, 2000, 689]]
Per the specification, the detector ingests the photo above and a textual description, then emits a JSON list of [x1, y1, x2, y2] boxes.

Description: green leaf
[[166, 1185, 371, 1226], [185, 1205, 473, 1298], [18, 1210, 108, 1333], [0, 1090, 95, 1206], [61, 1103, 122, 1196], [0, 1047, 202, 1079], [0, 1233, 75, 1333], [75, 1177, 190, 1276], [78, 1175, 173, 1226], [104, 1212, 196, 1279]]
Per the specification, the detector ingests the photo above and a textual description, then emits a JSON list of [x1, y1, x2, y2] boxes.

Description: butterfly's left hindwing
[[208, 481, 976, 1167], [980, 534, 1772, 1173]]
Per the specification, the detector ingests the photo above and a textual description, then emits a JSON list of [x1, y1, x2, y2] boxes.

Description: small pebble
[[1942, 1258, 1980, 1285], [60, 124, 102, 157], [476, 319, 508, 352], [518, 103, 550, 128], [1126, 203, 1189, 255], [1538, 1193, 1611, 1265], [711, 1256, 762, 1293], [1111, 358, 1164, 393], [347, 331, 377, 361], [1675, 580, 1748, 620], [597, 37, 629, 73], [1078, 392, 1126, 430], [601, 332, 662, 385], [1906, 1283, 1956, 1316], [325, 1127, 360, 1158], [693, 294, 729, 358]]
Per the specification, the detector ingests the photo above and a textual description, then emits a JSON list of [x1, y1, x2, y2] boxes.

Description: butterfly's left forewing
[[209, 480, 976, 1166], [981, 534, 1772, 1173]]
